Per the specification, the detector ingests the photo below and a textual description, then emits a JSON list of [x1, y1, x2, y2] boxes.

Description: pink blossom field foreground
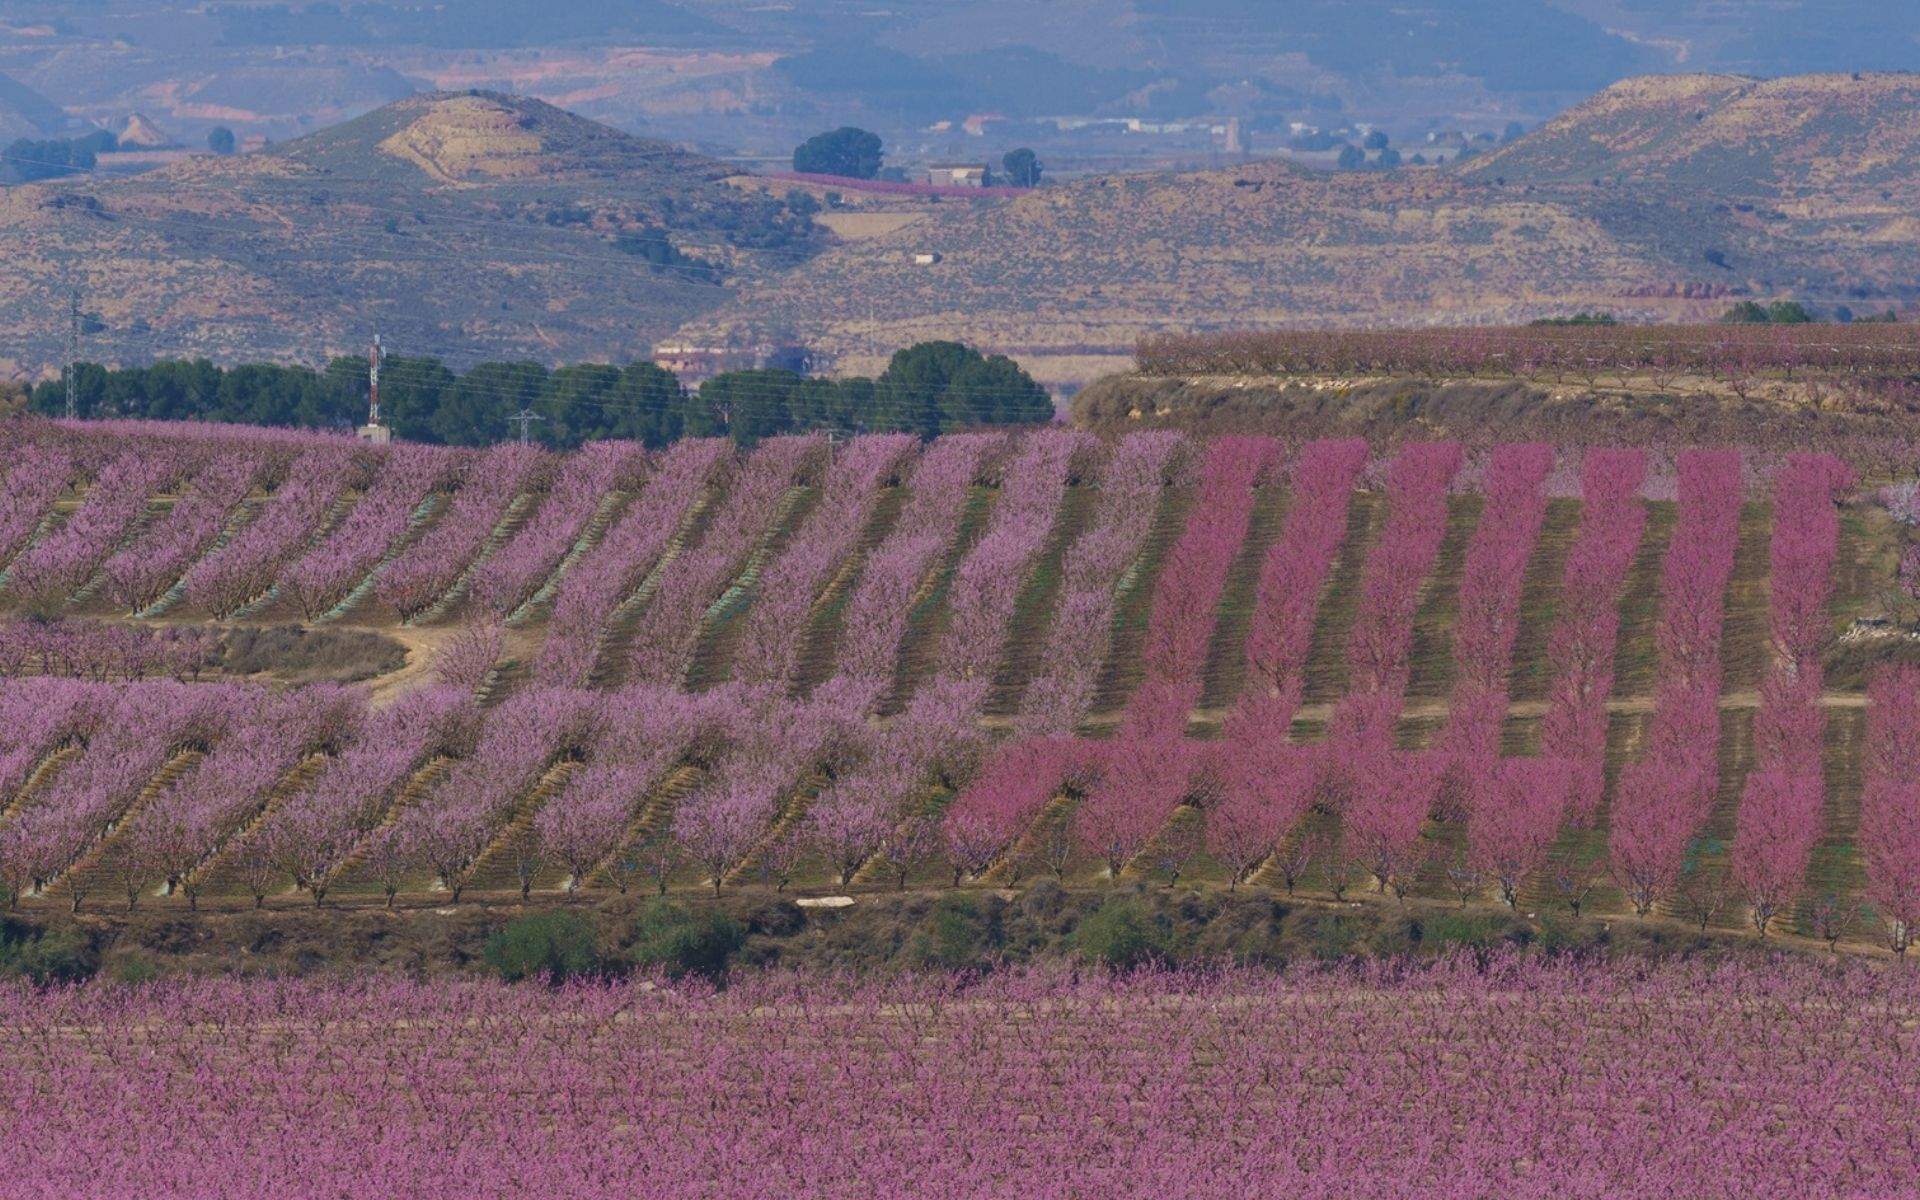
[[5, 952, 1917, 1199]]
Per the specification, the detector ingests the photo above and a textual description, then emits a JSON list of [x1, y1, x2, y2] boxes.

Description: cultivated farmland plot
[[2, 954, 1916, 1198], [2, 417, 1919, 954]]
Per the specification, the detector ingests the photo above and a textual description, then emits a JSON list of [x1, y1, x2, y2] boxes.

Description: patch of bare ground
[[362, 622, 543, 707]]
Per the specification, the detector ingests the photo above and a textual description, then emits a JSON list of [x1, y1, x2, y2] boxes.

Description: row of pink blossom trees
[[1071, 437, 1278, 885], [1539, 449, 1648, 820], [1328, 441, 1463, 756], [1729, 454, 1850, 934], [375, 687, 608, 902], [0, 680, 257, 909], [224, 686, 479, 906], [182, 447, 363, 618], [114, 686, 363, 909], [0, 678, 104, 807], [1015, 431, 1188, 734], [827, 432, 1007, 702], [945, 431, 1189, 881], [532, 688, 723, 896], [372, 443, 551, 622], [281, 445, 465, 620], [102, 453, 266, 614], [1609, 449, 1744, 915], [466, 441, 650, 619], [798, 432, 1091, 888], [1863, 666, 1920, 953], [1438, 443, 1553, 807], [0, 618, 221, 682], [536, 438, 731, 686], [5, 451, 185, 611], [0, 446, 77, 575], [729, 434, 917, 689], [626, 436, 825, 685]]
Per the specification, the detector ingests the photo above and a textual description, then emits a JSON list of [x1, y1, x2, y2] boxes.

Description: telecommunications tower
[[357, 333, 391, 444]]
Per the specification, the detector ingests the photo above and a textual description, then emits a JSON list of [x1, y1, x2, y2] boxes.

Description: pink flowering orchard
[[0, 419, 1905, 928], [0, 426, 1902, 925], [0, 401, 1916, 1195], [2, 47, 1919, 1190], [9, 955, 1917, 1198]]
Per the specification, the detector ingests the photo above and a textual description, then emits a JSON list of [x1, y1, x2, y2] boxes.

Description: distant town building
[[652, 341, 812, 386], [1223, 117, 1248, 155], [1422, 131, 1472, 162], [925, 163, 990, 188]]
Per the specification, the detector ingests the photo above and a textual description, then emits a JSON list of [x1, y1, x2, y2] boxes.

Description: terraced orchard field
[[2, 417, 1918, 953]]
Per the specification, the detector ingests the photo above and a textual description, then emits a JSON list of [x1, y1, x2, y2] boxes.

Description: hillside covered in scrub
[[679, 73, 1920, 381], [0, 91, 820, 378]]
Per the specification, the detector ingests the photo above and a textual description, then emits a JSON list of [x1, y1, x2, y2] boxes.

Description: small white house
[[925, 163, 990, 188]]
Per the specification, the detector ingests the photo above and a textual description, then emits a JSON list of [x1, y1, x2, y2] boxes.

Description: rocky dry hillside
[[675, 73, 1920, 385], [0, 90, 819, 378]]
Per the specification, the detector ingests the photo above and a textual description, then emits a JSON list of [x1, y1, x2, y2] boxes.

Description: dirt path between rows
[[979, 687, 1867, 732]]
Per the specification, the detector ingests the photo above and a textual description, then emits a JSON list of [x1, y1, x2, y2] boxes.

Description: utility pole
[[64, 289, 80, 420], [509, 406, 544, 446]]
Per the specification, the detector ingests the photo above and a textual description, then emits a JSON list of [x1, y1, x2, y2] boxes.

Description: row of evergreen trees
[[29, 342, 1055, 448]]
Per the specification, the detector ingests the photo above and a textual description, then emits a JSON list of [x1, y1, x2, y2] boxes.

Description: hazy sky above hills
[[0, 1, 1913, 159]]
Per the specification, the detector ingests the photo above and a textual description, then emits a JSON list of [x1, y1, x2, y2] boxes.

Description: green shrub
[[482, 911, 604, 984], [910, 896, 1000, 970], [1420, 912, 1500, 951], [1072, 897, 1171, 971], [0, 923, 96, 985], [1302, 912, 1367, 961], [627, 903, 744, 981], [109, 954, 161, 986]]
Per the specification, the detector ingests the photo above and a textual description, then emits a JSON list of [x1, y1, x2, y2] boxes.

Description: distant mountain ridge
[[1460, 73, 1920, 200]]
